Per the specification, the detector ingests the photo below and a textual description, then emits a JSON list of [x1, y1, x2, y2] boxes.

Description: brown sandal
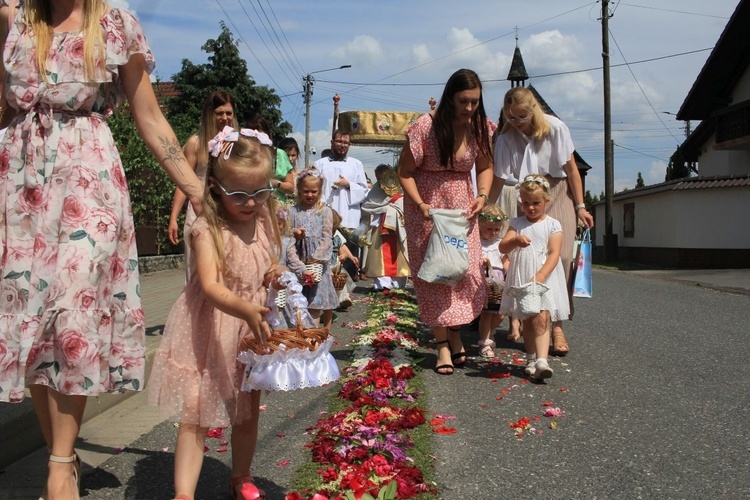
[[551, 329, 569, 355]]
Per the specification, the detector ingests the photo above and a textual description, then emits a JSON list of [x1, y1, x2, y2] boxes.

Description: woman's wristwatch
[[477, 193, 489, 203]]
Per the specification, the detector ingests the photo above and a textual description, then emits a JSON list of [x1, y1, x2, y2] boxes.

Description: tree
[[109, 25, 292, 255], [665, 147, 690, 181], [166, 23, 291, 143], [635, 172, 645, 188], [584, 189, 597, 208], [109, 103, 179, 256]]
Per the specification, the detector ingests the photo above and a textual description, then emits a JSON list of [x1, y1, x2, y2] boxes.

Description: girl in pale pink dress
[[0, 2, 204, 498], [398, 69, 496, 375], [148, 127, 283, 500], [167, 90, 238, 281]]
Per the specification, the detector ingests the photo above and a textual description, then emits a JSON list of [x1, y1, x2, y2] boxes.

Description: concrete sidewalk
[[621, 267, 750, 296], [0, 268, 186, 473]]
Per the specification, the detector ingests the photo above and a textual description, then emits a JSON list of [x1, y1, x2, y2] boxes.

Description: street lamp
[[303, 65, 352, 167]]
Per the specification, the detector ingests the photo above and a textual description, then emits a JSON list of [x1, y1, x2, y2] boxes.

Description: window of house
[[623, 203, 634, 238]]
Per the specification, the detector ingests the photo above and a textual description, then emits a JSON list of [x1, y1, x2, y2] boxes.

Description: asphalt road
[[27, 269, 750, 499]]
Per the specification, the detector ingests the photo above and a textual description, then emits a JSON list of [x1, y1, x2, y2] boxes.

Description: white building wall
[[696, 133, 750, 177], [595, 187, 750, 249]]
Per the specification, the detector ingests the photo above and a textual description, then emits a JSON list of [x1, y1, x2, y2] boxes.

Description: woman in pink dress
[[398, 69, 496, 375], [0, 2, 203, 498]]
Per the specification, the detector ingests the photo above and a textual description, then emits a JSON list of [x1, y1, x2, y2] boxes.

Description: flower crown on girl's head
[[479, 213, 508, 223], [296, 168, 324, 182], [521, 175, 551, 190], [208, 126, 273, 160], [275, 206, 288, 221]]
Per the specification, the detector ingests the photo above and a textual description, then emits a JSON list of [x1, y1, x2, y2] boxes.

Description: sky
[[112, 0, 740, 196]]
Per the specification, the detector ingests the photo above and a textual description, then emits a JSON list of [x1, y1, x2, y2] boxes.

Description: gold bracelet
[[477, 193, 489, 203]]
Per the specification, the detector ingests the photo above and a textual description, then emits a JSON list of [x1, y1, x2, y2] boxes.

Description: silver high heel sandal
[[46, 453, 81, 499]]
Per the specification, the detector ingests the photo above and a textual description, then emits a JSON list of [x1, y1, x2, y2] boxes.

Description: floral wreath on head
[[521, 175, 550, 190], [296, 168, 325, 182], [208, 126, 273, 160], [479, 213, 508, 223], [275, 206, 288, 221]]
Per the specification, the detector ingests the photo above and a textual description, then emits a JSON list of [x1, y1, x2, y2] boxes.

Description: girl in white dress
[[499, 175, 569, 380]]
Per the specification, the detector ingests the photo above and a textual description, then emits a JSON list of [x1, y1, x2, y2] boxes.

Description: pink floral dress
[[404, 114, 497, 326], [0, 5, 153, 402], [148, 213, 276, 427]]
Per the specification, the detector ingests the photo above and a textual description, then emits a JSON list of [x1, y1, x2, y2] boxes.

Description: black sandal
[[434, 339, 454, 375], [448, 327, 467, 367]]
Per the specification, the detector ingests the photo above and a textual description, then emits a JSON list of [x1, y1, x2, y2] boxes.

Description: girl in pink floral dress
[[0, 2, 203, 498], [398, 69, 496, 375], [149, 127, 284, 500]]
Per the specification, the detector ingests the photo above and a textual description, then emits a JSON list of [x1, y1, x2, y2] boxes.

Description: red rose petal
[[432, 426, 458, 435]]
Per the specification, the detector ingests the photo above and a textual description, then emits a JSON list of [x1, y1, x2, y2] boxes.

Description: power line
[[618, 3, 731, 20], [614, 142, 668, 161], [333, 1, 596, 98], [608, 28, 680, 144], [213, 0, 288, 96], [262, 0, 306, 76], [232, 0, 299, 91], [249, 0, 305, 80], [314, 47, 713, 88]]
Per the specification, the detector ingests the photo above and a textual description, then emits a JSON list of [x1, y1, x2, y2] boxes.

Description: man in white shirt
[[314, 129, 369, 279], [314, 130, 369, 229]]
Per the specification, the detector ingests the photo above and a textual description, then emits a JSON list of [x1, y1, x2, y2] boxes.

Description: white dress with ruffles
[[500, 216, 570, 322]]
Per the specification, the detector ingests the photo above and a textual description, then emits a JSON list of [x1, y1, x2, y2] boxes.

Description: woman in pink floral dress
[[398, 69, 496, 375], [0, 1, 203, 498]]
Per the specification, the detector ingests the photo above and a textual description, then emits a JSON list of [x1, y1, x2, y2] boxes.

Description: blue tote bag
[[572, 229, 592, 298]]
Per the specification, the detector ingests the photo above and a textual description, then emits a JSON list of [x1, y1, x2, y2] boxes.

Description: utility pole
[[303, 74, 313, 169], [302, 65, 352, 168], [602, 0, 617, 262]]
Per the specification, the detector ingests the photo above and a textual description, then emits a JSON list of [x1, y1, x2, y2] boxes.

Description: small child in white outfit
[[477, 203, 510, 358], [499, 175, 570, 380]]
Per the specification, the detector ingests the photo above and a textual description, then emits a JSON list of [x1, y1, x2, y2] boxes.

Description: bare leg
[[478, 313, 503, 358], [320, 309, 333, 330], [447, 325, 466, 365], [551, 320, 569, 354], [478, 313, 494, 345], [45, 388, 86, 500], [30, 385, 53, 449], [230, 391, 264, 497], [433, 326, 453, 374], [521, 318, 536, 358], [532, 312, 551, 360], [507, 316, 521, 342], [174, 423, 207, 498], [308, 308, 322, 327]]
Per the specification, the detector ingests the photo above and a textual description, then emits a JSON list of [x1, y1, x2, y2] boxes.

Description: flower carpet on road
[[287, 289, 435, 500]]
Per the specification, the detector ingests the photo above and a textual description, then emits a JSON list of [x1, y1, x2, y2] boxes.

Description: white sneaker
[[524, 359, 536, 376], [534, 359, 553, 379]]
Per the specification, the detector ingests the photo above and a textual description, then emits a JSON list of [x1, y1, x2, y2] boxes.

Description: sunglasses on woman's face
[[213, 180, 274, 205], [506, 111, 531, 124]]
